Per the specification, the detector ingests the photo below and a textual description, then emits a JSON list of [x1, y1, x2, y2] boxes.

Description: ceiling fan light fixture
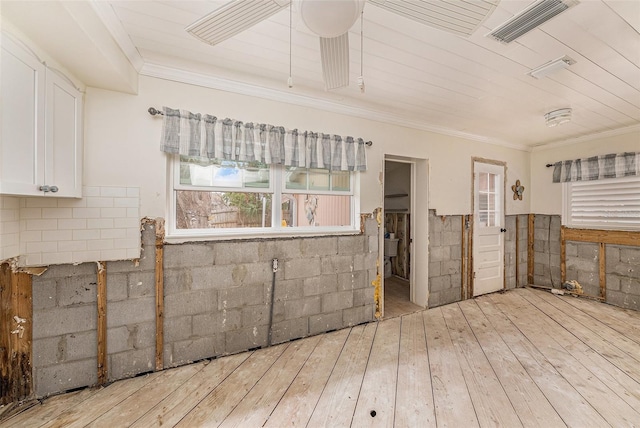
[[300, 0, 364, 38], [528, 55, 576, 79], [545, 108, 572, 127]]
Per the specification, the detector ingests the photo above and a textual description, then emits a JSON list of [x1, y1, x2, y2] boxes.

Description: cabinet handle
[[39, 185, 59, 193]]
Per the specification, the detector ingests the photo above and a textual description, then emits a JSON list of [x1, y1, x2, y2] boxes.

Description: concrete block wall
[[605, 245, 640, 310], [533, 214, 562, 287], [30, 217, 378, 397], [163, 216, 378, 367], [505, 214, 529, 289], [565, 242, 600, 296], [0, 196, 20, 260], [428, 210, 463, 308]]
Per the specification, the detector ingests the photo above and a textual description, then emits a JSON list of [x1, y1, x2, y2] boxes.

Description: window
[[476, 171, 501, 227], [169, 156, 359, 238], [563, 176, 640, 230]]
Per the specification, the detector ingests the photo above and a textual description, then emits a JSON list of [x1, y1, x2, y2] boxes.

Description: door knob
[[500, 228, 506, 233]]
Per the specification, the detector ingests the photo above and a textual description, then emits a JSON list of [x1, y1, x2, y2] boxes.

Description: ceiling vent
[[487, 0, 578, 44], [369, 0, 500, 37]]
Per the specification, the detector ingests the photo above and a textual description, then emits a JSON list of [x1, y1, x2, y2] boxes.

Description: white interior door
[[473, 162, 505, 296]]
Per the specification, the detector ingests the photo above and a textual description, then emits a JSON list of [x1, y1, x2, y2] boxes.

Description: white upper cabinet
[[0, 34, 83, 197]]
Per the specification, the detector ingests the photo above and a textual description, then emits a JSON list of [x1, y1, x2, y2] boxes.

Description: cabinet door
[[0, 36, 46, 195], [45, 69, 83, 198]]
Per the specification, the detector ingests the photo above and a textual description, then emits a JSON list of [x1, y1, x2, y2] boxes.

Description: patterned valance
[[159, 107, 367, 171], [552, 152, 639, 183]]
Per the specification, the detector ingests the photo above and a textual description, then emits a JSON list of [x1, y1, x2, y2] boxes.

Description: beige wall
[[530, 128, 640, 215], [84, 75, 531, 222]]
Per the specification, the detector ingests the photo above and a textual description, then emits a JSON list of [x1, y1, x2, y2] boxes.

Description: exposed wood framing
[[560, 227, 566, 284], [0, 263, 33, 404], [599, 243, 606, 300], [460, 216, 466, 300], [564, 228, 640, 246], [97, 262, 107, 385], [155, 218, 165, 371], [515, 216, 520, 288], [527, 214, 535, 285], [467, 215, 474, 299]]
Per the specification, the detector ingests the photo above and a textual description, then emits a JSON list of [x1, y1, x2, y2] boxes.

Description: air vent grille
[[186, 0, 288, 46], [488, 0, 578, 43], [370, 0, 499, 37]]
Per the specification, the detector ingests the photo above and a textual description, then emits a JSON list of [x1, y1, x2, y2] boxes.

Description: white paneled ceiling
[[3, 0, 639, 148]]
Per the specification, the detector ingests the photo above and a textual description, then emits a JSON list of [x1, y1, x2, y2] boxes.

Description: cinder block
[[107, 297, 155, 328], [218, 284, 266, 310], [321, 255, 355, 275], [429, 262, 441, 277], [132, 321, 156, 350], [429, 232, 442, 247], [577, 243, 599, 260], [449, 245, 462, 261], [191, 265, 233, 290], [302, 237, 338, 256], [277, 239, 303, 259], [364, 217, 378, 236], [165, 289, 217, 318], [284, 257, 321, 280], [164, 315, 192, 343], [66, 331, 98, 362], [215, 242, 260, 265], [566, 257, 598, 273], [164, 243, 215, 269], [270, 320, 307, 345], [620, 247, 640, 265], [173, 335, 224, 365], [193, 309, 242, 335], [108, 325, 132, 354], [32, 279, 56, 310], [364, 253, 378, 270], [273, 278, 304, 301], [338, 271, 367, 291], [32, 336, 64, 366], [33, 305, 97, 339], [303, 275, 337, 297], [284, 296, 321, 320], [164, 269, 194, 295], [368, 236, 378, 253], [619, 277, 640, 294], [606, 289, 639, 311], [128, 271, 155, 298], [241, 304, 270, 327], [353, 287, 374, 307], [322, 291, 353, 313], [441, 260, 460, 276], [429, 275, 451, 293], [343, 304, 374, 326], [226, 325, 268, 353], [309, 311, 343, 335], [35, 358, 97, 398], [607, 262, 636, 277], [606, 247, 620, 267], [108, 347, 154, 381], [338, 235, 366, 255], [429, 246, 450, 263], [231, 263, 273, 286], [442, 231, 460, 246]]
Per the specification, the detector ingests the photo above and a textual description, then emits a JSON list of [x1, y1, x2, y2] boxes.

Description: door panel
[[473, 162, 505, 296]]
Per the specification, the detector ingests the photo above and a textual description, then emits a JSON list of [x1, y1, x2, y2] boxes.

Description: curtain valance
[[552, 152, 639, 183], [159, 107, 367, 171]]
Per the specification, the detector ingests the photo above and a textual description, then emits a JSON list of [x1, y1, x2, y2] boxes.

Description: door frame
[[381, 155, 429, 314], [470, 157, 507, 297]]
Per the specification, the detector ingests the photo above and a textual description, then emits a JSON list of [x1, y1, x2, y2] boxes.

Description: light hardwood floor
[[383, 276, 424, 319], [3, 287, 640, 427]]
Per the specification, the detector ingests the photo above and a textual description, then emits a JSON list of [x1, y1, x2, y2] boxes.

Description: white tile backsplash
[[2, 186, 142, 266]]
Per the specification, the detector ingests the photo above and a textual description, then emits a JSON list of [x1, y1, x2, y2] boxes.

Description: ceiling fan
[[185, 0, 501, 91]]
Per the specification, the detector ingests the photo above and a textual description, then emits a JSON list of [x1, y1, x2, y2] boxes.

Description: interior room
[[1, 0, 639, 425]]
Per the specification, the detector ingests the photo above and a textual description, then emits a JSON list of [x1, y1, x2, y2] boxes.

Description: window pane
[[181, 157, 270, 189], [212, 165, 242, 188], [479, 194, 488, 210], [244, 166, 270, 188], [309, 169, 330, 191], [285, 167, 307, 190], [332, 171, 350, 191], [479, 172, 488, 192], [281, 194, 351, 227], [176, 190, 272, 229], [488, 173, 496, 192]]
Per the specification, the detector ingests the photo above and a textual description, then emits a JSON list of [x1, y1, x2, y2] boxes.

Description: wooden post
[[527, 214, 535, 285], [560, 226, 566, 285], [599, 242, 606, 300], [515, 216, 520, 288], [468, 215, 474, 299], [97, 262, 107, 385], [1, 263, 33, 404], [461, 216, 466, 301], [155, 218, 165, 371]]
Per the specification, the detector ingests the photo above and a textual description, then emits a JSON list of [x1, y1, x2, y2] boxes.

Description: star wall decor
[[512, 180, 525, 200]]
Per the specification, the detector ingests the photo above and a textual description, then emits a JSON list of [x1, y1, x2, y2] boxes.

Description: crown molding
[[531, 124, 640, 152], [140, 62, 531, 152]]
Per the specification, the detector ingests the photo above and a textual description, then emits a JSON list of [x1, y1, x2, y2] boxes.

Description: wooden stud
[[599, 242, 606, 301], [560, 226, 566, 285], [564, 228, 640, 247], [527, 214, 535, 285], [97, 262, 107, 385], [1, 263, 14, 404], [515, 216, 520, 288], [461, 216, 466, 301], [468, 214, 474, 299], [155, 218, 166, 371]]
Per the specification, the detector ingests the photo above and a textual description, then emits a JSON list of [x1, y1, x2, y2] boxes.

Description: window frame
[[562, 175, 640, 231], [166, 155, 361, 241]]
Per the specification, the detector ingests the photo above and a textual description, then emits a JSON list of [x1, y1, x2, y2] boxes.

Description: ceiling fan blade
[[369, 0, 499, 37], [186, 0, 290, 46], [319, 32, 350, 90]]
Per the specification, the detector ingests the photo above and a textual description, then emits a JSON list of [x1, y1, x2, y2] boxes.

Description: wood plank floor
[[383, 276, 424, 319], [3, 287, 640, 427]]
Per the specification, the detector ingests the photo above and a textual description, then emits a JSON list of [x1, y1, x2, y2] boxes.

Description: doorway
[[382, 157, 428, 317], [472, 160, 506, 296]]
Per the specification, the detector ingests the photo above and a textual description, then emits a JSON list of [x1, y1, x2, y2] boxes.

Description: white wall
[[84, 75, 531, 222], [530, 128, 640, 214]]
